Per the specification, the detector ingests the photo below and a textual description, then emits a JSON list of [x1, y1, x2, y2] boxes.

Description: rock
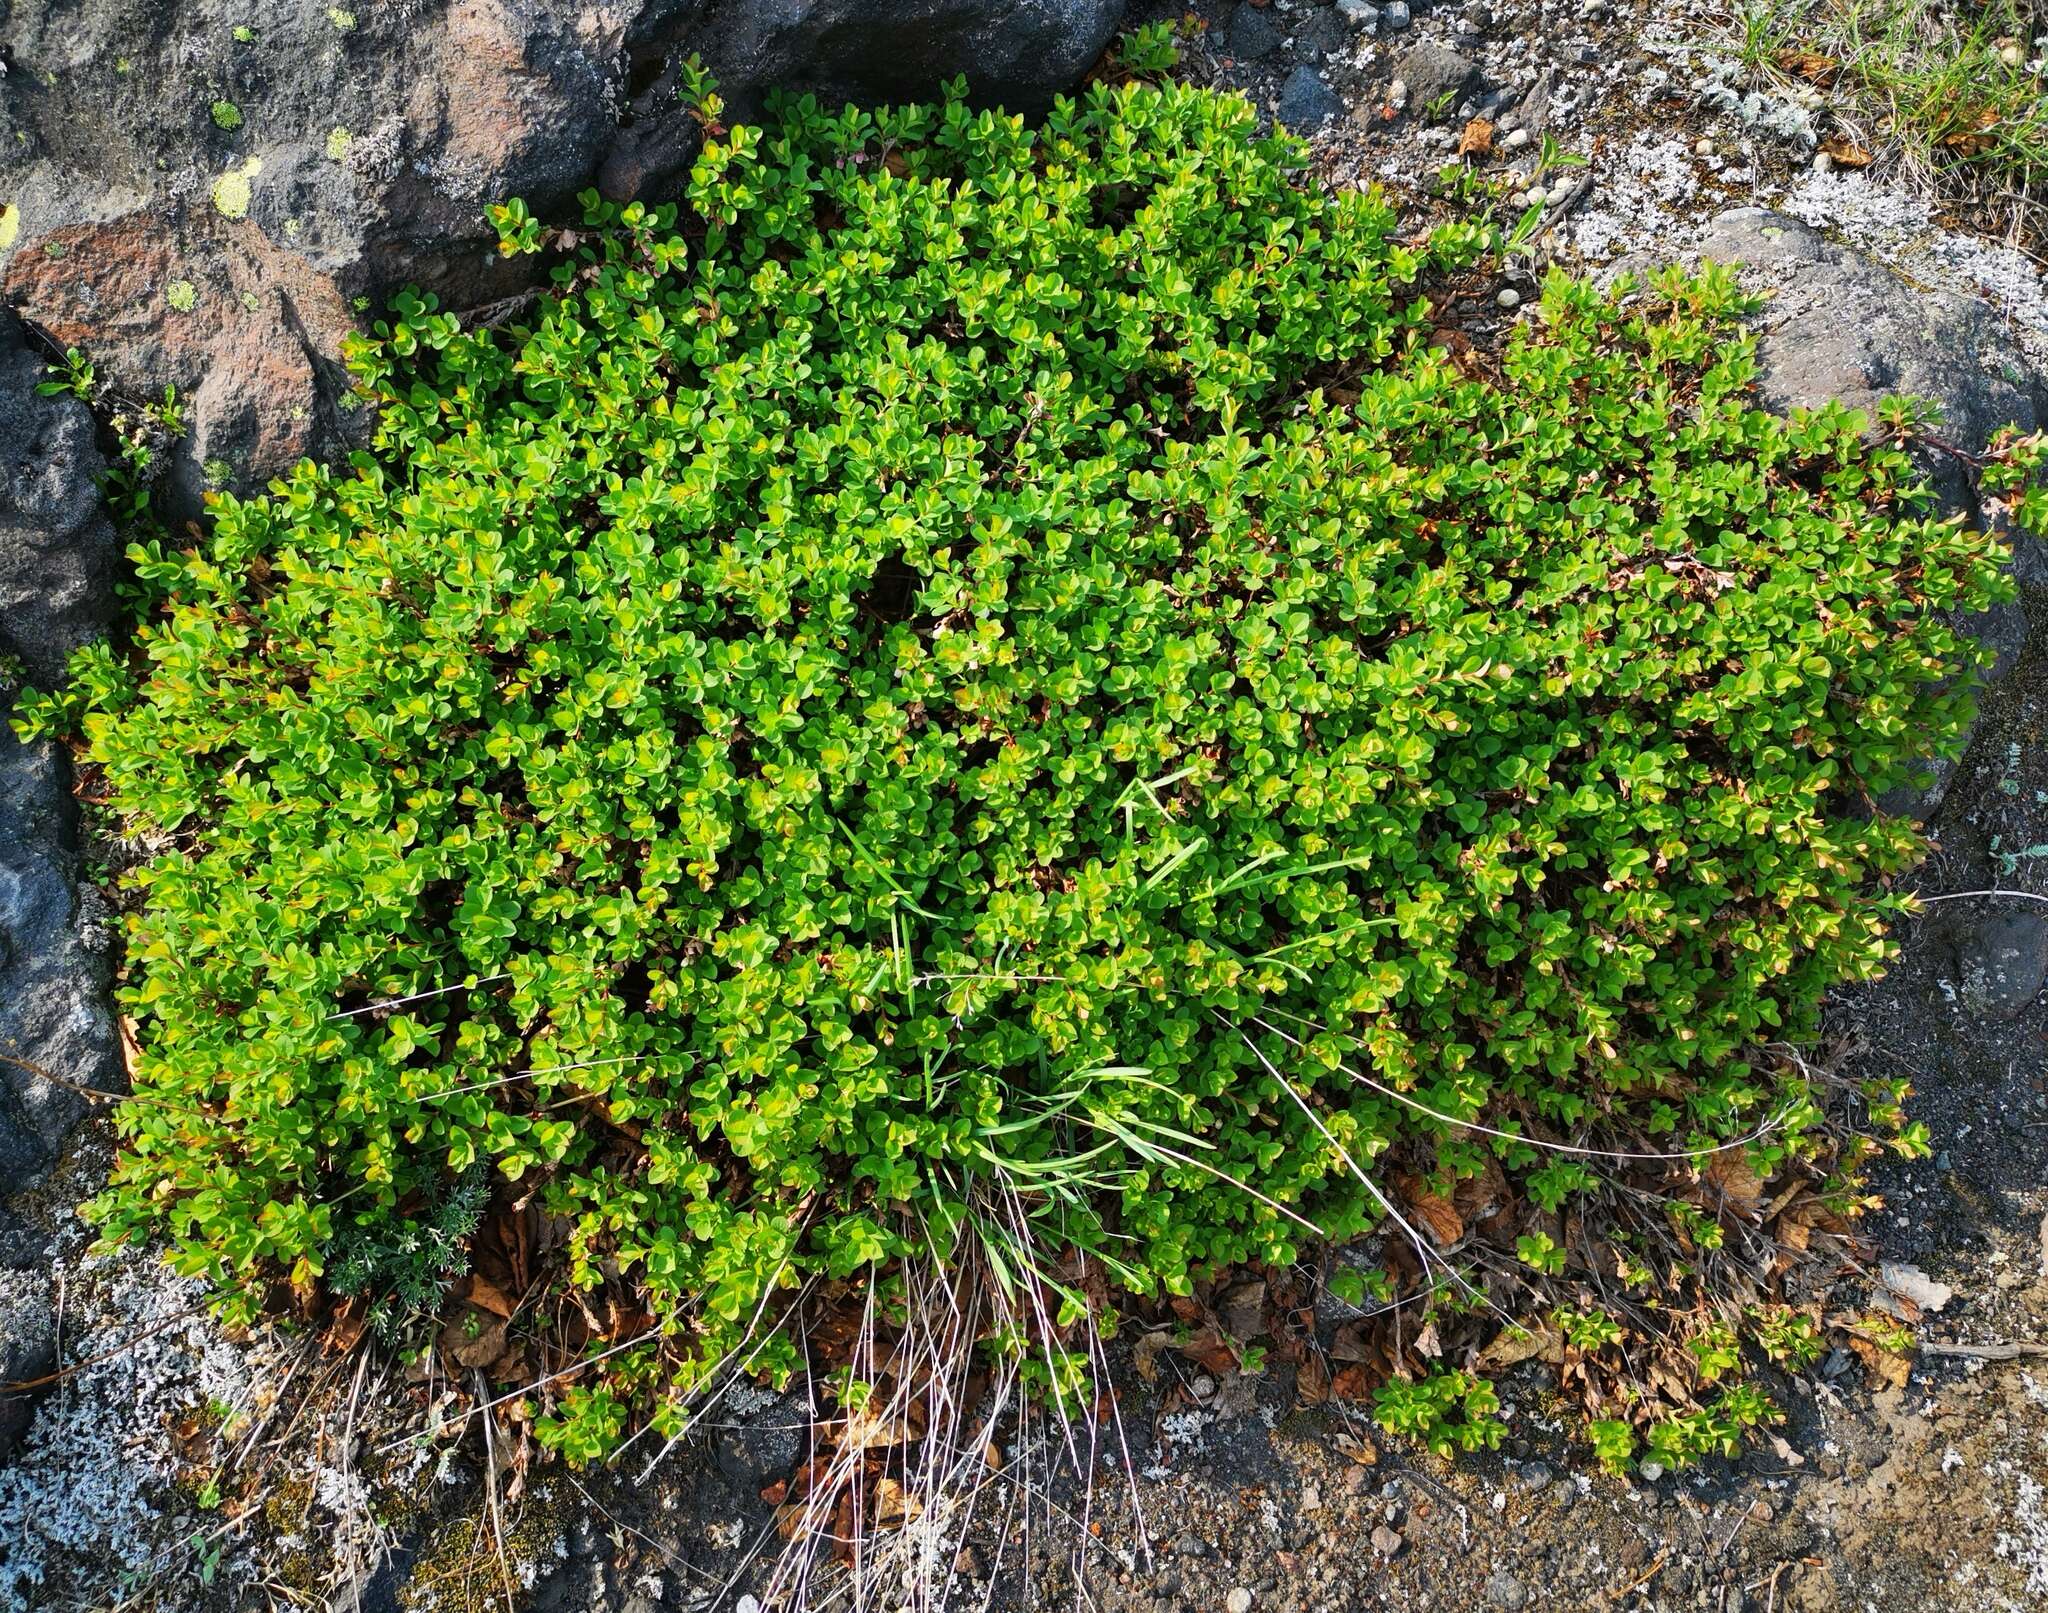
[[1639, 1460, 1666, 1481], [0, 1275, 57, 1463], [1485, 1572, 1528, 1610], [0, 707, 120, 1197], [0, 0, 1126, 507], [5, 213, 368, 519], [1694, 209, 2048, 820], [1277, 67, 1345, 132], [1394, 43, 1477, 117], [1877, 1260, 1956, 1316], [1370, 1523, 1405, 1557], [1382, 1, 1413, 30], [1225, 1590, 1254, 1613], [1229, 4, 1285, 60], [687, 0, 1126, 111], [0, 312, 121, 689], [1337, 0, 1381, 28], [1496, 287, 1522, 309], [0, 313, 122, 1196], [713, 1392, 807, 1490], [1950, 910, 2048, 1020], [1696, 210, 2045, 533], [1291, 8, 1350, 59]]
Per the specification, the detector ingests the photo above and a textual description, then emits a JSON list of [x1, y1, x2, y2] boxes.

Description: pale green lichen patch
[[326, 127, 352, 161], [210, 100, 243, 132], [166, 280, 197, 312], [210, 156, 262, 219]]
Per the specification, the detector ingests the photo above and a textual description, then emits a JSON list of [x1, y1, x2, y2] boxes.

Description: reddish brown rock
[[4, 210, 361, 509]]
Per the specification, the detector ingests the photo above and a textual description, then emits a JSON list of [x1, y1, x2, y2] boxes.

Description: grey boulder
[[0, 0, 1128, 508], [1395, 43, 1478, 117], [0, 311, 121, 690], [0, 313, 123, 1195], [1695, 210, 2047, 821], [1277, 68, 1346, 132]]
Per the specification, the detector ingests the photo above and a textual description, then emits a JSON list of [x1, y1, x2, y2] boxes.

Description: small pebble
[[1192, 1374, 1216, 1400], [1226, 1590, 1254, 1613], [1640, 1460, 1666, 1481], [1382, 0, 1412, 30], [1502, 126, 1531, 150], [1485, 1573, 1528, 1611], [1694, 136, 1715, 156], [1497, 287, 1522, 309], [1813, 151, 1835, 173], [1371, 1523, 1405, 1557], [2001, 43, 2025, 67]]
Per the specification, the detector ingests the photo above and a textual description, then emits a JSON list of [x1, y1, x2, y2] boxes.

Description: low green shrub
[[24, 74, 2015, 1462]]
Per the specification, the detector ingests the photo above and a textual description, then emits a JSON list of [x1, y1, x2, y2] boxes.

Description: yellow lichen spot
[[0, 204, 18, 253], [211, 156, 263, 220]]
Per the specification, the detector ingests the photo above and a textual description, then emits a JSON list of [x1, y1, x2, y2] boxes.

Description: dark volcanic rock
[[1951, 910, 2048, 1020], [0, 716, 120, 1196], [1395, 42, 1478, 118], [1695, 210, 2048, 821], [0, 310, 120, 689], [1227, 3, 1285, 61], [0, 311, 123, 1194], [1277, 67, 1345, 132], [0, 0, 1127, 503]]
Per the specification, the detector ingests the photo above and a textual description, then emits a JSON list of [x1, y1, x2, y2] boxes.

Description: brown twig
[[1918, 1339, 2048, 1361]]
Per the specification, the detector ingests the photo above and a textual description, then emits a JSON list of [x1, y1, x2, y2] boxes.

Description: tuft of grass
[[1731, 0, 2048, 241]]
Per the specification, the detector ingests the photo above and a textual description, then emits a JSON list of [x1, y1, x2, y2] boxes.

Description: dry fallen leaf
[[1845, 1332, 1912, 1389], [326, 1296, 368, 1355], [1480, 1320, 1563, 1369], [1776, 49, 1840, 86], [459, 1273, 519, 1319], [1704, 1151, 1767, 1216], [1821, 135, 1873, 168], [875, 1477, 921, 1528], [1876, 1261, 1953, 1320], [1394, 1172, 1464, 1246], [1217, 1279, 1269, 1341], [443, 1311, 509, 1371], [1456, 117, 1495, 159], [1132, 1328, 1172, 1385], [1295, 1352, 1331, 1407]]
